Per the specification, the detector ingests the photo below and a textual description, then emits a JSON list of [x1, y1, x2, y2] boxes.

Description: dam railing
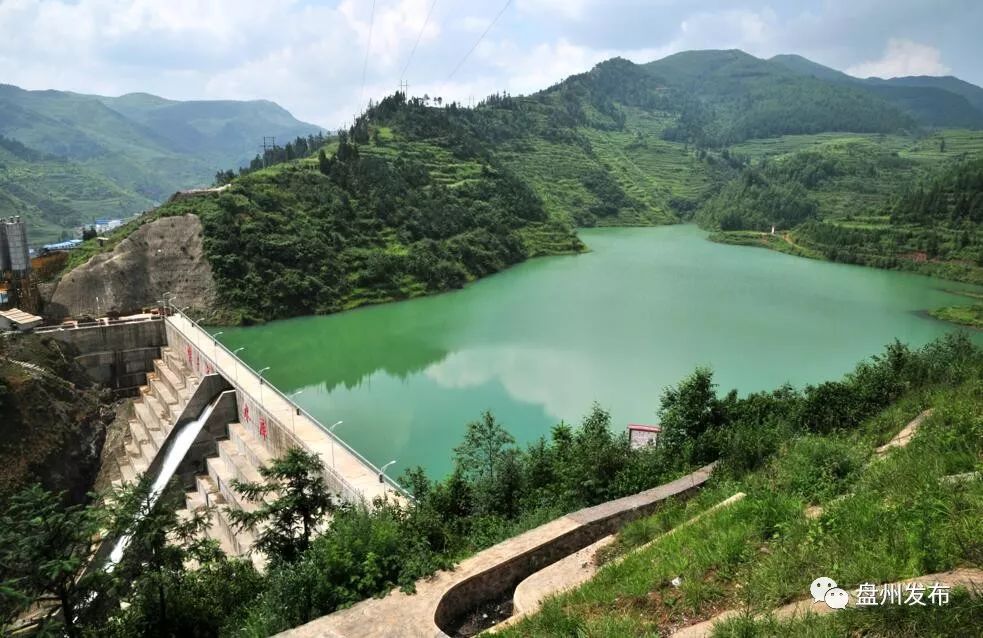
[[163, 304, 408, 503]]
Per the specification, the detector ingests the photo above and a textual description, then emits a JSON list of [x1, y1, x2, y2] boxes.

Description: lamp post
[[257, 366, 271, 407], [328, 420, 343, 469], [211, 331, 223, 364], [232, 347, 245, 385], [379, 460, 397, 485], [288, 389, 304, 432]]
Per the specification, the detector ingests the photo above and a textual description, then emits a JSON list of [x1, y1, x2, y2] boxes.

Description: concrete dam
[[42, 310, 402, 563]]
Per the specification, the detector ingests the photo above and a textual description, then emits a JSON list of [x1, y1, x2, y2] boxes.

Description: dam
[[40, 307, 403, 562]]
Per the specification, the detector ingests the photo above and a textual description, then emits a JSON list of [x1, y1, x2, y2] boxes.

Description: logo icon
[[811, 577, 849, 609], [824, 587, 849, 609]]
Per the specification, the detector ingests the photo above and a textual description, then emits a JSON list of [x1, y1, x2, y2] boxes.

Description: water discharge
[[106, 396, 220, 572]]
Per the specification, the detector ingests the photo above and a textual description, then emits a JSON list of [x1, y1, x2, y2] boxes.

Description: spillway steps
[[109, 344, 280, 569]]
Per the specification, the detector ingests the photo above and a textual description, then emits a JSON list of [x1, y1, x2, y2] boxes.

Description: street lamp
[[379, 460, 397, 484], [288, 390, 305, 432], [257, 366, 271, 406], [328, 420, 343, 468], [231, 347, 245, 384], [211, 331, 223, 364]]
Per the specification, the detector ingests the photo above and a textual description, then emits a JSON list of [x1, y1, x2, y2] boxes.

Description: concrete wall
[[432, 466, 714, 635], [44, 319, 166, 393]]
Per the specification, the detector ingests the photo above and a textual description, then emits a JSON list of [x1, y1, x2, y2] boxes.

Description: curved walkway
[[278, 464, 715, 638], [496, 492, 746, 631]]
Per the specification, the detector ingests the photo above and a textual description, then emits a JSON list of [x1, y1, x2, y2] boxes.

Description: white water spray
[[105, 397, 220, 572]]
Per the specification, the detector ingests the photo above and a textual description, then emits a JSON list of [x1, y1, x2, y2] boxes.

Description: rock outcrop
[[47, 214, 217, 319], [0, 334, 115, 504]]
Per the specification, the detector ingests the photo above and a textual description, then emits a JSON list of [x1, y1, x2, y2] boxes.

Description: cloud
[[846, 38, 950, 79], [0, 1, 978, 130]]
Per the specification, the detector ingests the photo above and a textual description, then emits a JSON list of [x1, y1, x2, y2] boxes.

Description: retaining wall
[[43, 318, 166, 392]]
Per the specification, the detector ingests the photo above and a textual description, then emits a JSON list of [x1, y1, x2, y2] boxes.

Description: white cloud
[[0, 1, 976, 130], [846, 38, 950, 79], [516, 0, 595, 21]]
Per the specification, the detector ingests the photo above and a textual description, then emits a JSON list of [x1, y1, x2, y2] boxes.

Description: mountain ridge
[[0, 84, 323, 243]]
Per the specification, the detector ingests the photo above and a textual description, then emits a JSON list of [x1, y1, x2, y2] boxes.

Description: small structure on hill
[[627, 423, 662, 449]]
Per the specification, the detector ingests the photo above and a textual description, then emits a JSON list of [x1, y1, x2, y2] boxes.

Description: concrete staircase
[[113, 346, 272, 567], [113, 346, 199, 485]]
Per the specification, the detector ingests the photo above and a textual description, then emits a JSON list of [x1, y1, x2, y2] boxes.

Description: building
[[1, 217, 31, 274], [94, 218, 124, 233], [0, 307, 43, 332], [627, 423, 662, 449], [41, 239, 84, 253]]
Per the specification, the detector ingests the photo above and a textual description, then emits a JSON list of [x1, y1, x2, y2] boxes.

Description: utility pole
[[399, 80, 408, 96], [261, 136, 276, 167]]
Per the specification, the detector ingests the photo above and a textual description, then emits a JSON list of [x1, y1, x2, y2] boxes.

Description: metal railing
[[34, 314, 164, 334], [163, 303, 408, 501]]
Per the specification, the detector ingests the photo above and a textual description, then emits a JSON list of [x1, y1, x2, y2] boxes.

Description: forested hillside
[[706, 131, 983, 286], [0, 84, 322, 243], [107, 93, 583, 323], [54, 50, 983, 322], [771, 53, 983, 129]]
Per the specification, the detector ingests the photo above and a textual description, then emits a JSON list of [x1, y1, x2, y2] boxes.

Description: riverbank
[[709, 229, 983, 329]]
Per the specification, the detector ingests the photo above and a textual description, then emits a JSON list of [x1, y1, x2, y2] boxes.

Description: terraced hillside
[[705, 129, 983, 286]]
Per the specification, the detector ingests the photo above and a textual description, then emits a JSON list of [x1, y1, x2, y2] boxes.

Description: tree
[[940, 136, 946, 153], [0, 485, 109, 638], [453, 412, 516, 515], [82, 226, 97, 241], [658, 367, 727, 461], [104, 479, 216, 637], [228, 448, 335, 564]]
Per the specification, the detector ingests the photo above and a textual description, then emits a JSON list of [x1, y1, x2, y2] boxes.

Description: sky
[[0, 0, 980, 129]]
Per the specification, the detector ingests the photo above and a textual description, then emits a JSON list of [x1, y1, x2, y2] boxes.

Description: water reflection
[[221, 226, 982, 479]]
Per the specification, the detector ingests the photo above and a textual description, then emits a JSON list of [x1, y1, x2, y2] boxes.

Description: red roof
[[627, 423, 662, 433]]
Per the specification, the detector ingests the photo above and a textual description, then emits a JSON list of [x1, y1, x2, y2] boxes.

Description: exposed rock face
[[47, 214, 217, 319], [0, 334, 115, 504]]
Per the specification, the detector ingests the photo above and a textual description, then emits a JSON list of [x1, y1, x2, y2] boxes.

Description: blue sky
[[0, 0, 980, 128]]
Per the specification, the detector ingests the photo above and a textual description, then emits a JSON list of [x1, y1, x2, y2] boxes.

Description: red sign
[[243, 404, 251, 423], [259, 415, 268, 439], [186, 345, 192, 364]]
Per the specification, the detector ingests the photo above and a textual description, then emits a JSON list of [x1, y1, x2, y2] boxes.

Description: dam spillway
[[106, 309, 402, 563]]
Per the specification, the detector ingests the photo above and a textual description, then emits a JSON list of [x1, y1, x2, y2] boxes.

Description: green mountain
[[643, 49, 917, 145], [56, 50, 983, 322], [0, 84, 322, 243], [770, 54, 983, 129]]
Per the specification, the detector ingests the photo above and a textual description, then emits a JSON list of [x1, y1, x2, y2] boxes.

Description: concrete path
[[671, 568, 983, 638], [167, 314, 395, 503], [875, 408, 933, 456], [277, 465, 715, 638]]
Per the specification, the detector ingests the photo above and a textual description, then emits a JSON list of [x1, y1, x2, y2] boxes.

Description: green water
[[219, 226, 981, 479]]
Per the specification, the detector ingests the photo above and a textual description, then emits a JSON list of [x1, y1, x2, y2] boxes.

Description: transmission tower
[[261, 136, 277, 167]]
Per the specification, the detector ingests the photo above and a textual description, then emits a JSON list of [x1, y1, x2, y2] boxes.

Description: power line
[[358, 0, 378, 111], [446, 0, 512, 81], [400, 0, 438, 83]]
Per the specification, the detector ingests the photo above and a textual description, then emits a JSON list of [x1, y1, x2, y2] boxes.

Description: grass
[[929, 304, 983, 329], [499, 380, 983, 637]]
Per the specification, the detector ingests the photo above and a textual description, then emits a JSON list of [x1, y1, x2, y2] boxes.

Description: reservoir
[[219, 225, 982, 479]]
